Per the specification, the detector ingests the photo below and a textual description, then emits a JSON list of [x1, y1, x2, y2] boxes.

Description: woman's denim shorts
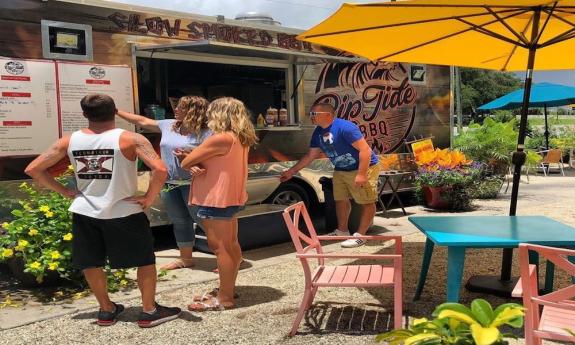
[[196, 205, 245, 220]]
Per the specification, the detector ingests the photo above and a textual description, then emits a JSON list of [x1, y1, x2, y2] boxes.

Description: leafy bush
[[0, 180, 76, 283], [550, 127, 575, 157], [376, 299, 524, 345], [525, 127, 549, 151], [0, 187, 21, 224], [470, 176, 504, 199], [0, 175, 130, 290], [490, 110, 515, 123], [454, 118, 517, 175], [525, 150, 542, 168]]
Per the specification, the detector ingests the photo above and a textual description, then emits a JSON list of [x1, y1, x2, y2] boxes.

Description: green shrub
[[454, 118, 518, 176], [470, 176, 504, 199], [490, 110, 515, 123], [0, 176, 130, 290]]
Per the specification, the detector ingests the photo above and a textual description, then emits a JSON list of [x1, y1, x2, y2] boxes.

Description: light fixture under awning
[[135, 39, 365, 65]]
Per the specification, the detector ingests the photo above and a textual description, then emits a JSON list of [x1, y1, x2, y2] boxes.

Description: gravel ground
[[1, 171, 574, 344]]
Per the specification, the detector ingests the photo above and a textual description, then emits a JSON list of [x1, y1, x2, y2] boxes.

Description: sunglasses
[[309, 111, 331, 117]]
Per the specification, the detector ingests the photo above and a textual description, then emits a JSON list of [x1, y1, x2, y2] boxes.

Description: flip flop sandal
[[160, 258, 195, 271], [192, 288, 239, 302], [187, 297, 234, 312]]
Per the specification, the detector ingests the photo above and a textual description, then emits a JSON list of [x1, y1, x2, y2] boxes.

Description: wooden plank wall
[[0, 19, 132, 65]]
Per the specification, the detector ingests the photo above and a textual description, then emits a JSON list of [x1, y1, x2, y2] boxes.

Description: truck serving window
[[137, 58, 287, 124]]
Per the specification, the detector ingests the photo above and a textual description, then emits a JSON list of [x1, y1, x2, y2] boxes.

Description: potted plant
[[376, 299, 524, 345], [414, 148, 481, 211], [0, 171, 129, 289]]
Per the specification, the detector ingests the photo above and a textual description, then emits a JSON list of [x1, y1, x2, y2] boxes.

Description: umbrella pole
[[544, 104, 549, 149], [467, 10, 541, 298], [501, 43, 538, 285], [468, 48, 537, 296]]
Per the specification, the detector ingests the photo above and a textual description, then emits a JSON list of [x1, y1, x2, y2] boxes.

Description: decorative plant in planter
[[414, 148, 481, 211], [0, 172, 130, 291], [376, 299, 524, 345]]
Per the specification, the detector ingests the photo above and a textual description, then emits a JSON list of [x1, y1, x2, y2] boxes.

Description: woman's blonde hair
[[172, 95, 209, 137], [206, 97, 258, 147]]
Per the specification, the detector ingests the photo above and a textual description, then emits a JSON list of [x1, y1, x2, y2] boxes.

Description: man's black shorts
[[72, 212, 156, 270]]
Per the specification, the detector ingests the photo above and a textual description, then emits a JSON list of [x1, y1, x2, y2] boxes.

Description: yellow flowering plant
[[376, 299, 524, 345], [414, 148, 482, 211], [0, 175, 130, 291], [415, 148, 473, 174], [0, 180, 75, 283]]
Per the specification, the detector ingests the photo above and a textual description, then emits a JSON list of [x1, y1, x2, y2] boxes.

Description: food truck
[[0, 0, 452, 243]]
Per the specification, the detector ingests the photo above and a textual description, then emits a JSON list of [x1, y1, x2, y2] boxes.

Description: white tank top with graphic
[[67, 128, 142, 219]]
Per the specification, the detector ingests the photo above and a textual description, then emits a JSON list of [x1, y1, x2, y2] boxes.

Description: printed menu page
[[0, 58, 59, 156], [57, 62, 135, 134]]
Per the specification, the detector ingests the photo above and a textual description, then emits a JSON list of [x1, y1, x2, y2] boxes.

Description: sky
[[109, 0, 575, 86]]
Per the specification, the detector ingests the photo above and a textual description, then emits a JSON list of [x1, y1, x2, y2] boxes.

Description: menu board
[[57, 62, 135, 135], [0, 58, 59, 156]]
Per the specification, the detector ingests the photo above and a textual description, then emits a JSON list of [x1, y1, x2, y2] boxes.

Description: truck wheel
[[268, 182, 310, 207]]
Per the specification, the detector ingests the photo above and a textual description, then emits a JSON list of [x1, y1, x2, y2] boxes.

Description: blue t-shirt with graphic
[[310, 118, 378, 171]]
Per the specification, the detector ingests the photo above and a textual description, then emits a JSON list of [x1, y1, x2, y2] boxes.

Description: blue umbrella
[[479, 83, 575, 149]]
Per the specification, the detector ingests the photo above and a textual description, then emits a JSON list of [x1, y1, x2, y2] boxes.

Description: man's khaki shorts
[[332, 163, 381, 204]]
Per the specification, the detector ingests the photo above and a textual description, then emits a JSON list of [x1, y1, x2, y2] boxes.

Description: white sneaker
[[340, 233, 367, 248], [326, 229, 351, 237]]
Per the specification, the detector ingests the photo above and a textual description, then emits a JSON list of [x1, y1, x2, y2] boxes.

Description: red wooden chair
[[512, 244, 575, 344], [282, 202, 403, 336]]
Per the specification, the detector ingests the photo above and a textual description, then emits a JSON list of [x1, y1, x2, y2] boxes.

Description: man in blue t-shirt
[[280, 103, 380, 248]]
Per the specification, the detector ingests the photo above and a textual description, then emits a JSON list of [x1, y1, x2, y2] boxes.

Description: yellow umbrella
[[299, 0, 575, 71], [298, 0, 575, 295]]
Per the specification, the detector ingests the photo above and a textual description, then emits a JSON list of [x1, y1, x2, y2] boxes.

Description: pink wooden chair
[[282, 202, 403, 336], [512, 244, 575, 344]]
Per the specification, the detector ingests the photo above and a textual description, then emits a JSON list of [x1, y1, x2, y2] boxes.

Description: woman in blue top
[[117, 96, 211, 270]]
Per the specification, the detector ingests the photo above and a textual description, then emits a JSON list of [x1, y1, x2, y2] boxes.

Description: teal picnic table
[[409, 215, 575, 302]]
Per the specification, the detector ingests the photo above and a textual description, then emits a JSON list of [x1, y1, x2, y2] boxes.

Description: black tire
[[266, 181, 311, 208]]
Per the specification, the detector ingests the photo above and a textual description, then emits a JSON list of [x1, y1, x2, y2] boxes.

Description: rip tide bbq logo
[[313, 59, 418, 154], [72, 149, 114, 179]]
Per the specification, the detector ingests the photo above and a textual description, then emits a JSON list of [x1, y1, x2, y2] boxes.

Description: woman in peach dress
[[180, 97, 257, 311]]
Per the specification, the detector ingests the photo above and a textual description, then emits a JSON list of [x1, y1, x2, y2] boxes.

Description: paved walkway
[[0, 208, 416, 331]]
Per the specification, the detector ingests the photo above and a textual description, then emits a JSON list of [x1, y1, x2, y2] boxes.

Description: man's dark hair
[[80, 94, 116, 122]]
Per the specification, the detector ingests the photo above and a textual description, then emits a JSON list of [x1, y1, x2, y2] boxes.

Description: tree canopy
[[460, 68, 523, 115]]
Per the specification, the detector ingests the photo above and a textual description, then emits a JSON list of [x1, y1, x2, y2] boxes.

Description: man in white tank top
[[26, 94, 181, 328]]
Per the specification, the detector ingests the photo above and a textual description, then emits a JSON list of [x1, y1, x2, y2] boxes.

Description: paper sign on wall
[[57, 62, 134, 135], [0, 58, 59, 156]]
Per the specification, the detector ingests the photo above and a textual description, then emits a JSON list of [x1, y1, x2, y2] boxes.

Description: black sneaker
[[137, 303, 181, 328], [97, 302, 125, 326]]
